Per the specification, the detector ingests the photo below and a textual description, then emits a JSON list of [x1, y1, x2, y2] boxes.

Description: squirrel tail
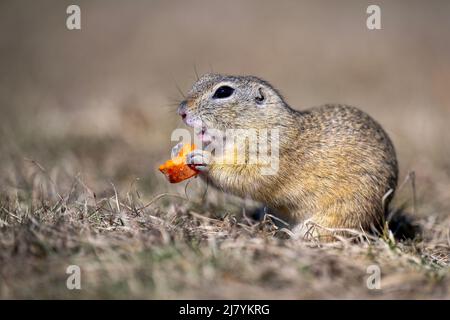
[[383, 204, 422, 241]]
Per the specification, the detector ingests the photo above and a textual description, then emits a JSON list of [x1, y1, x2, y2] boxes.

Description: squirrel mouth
[[181, 115, 216, 146], [197, 126, 211, 144]]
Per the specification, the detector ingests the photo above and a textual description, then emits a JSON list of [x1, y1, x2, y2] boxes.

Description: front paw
[[186, 149, 212, 173]]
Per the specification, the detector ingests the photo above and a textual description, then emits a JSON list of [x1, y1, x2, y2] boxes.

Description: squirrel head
[[178, 74, 294, 133]]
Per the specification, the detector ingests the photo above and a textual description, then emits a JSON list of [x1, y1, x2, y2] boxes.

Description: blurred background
[[0, 0, 449, 217]]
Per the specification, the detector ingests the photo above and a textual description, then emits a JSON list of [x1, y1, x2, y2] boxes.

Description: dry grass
[[0, 156, 448, 299]]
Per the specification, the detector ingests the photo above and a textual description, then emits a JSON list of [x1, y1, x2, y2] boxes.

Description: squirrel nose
[[178, 101, 188, 119]]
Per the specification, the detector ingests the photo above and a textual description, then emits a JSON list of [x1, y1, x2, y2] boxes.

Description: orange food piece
[[158, 144, 199, 183]]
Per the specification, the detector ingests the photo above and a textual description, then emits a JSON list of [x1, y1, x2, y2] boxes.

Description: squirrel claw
[[171, 142, 184, 159], [186, 150, 211, 173]]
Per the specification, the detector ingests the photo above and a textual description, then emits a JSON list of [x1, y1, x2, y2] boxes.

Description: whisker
[[175, 83, 186, 99], [193, 64, 200, 81], [208, 62, 214, 73], [170, 74, 186, 99]]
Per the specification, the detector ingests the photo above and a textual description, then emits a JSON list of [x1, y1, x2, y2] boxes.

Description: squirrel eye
[[212, 86, 235, 99]]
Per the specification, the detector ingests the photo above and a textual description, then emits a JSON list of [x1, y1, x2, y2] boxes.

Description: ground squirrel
[[178, 74, 398, 240]]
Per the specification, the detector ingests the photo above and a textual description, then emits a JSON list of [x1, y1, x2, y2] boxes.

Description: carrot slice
[[158, 144, 199, 183]]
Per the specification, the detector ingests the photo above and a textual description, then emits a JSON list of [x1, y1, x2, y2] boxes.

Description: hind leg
[[291, 206, 374, 242], [292, 217, 349, 242], [291, 218, 338, 242]]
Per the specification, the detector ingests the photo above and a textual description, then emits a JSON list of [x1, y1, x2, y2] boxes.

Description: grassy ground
[[1, 0, 449, 299], [0, 185, 449, 299], [0, 133, 448, 299]]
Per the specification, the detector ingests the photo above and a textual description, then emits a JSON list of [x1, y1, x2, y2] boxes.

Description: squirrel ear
[[255, 87, 266, 105]]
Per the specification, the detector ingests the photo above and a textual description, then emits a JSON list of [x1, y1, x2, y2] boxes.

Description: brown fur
[[179, 74, 398, 240]]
